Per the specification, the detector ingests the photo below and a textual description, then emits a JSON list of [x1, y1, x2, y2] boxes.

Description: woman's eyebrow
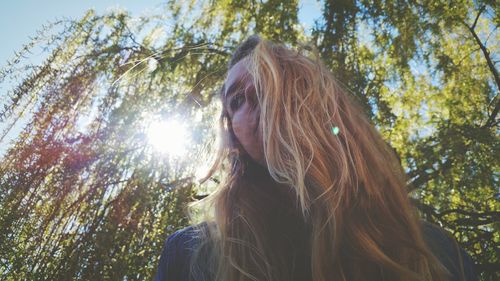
[[225, 69, 254, 97], [223, 79, 246, 99]]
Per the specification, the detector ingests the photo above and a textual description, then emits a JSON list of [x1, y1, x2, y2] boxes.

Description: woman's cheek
[[232, 105, 265, 166]]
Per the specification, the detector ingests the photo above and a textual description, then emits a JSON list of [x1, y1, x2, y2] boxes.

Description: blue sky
[[0, 0, 165, 64]]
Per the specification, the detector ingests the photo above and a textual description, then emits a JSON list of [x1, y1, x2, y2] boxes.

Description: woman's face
[[223, 58, 265, 166]]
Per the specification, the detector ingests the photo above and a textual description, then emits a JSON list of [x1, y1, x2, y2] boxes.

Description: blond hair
[[188, 35, 451, 281]]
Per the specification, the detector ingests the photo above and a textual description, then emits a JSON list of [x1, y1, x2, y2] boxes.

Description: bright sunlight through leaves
[[146, 119, 189, 157]]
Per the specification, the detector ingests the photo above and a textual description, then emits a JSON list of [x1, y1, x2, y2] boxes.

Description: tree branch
[[461, 6, 500, 128], [407, 157, 453, 192], [471, 5, 486, 30]]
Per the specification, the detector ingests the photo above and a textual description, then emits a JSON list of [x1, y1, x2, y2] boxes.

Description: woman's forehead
[[222, 61, 251, 98]]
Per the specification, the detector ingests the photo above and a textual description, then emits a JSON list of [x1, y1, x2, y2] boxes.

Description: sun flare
[[146, 119, 189, 157]]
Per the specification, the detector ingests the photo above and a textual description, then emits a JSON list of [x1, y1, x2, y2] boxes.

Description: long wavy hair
[[187, 35, 451, 281]]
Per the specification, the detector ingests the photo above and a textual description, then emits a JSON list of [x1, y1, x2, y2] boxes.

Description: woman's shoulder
[[167, 222, 207, 246], [419, 220, 479, 281], [153, 221, 214, 281], [165, 221, 214, 255]]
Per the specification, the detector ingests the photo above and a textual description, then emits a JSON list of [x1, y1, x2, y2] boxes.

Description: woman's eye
[[230, 93, 245, 112]]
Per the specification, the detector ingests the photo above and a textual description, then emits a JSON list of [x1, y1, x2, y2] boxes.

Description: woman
[[153, 35, 478, 281]]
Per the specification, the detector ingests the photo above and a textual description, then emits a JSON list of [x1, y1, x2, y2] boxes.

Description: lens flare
[[146, 119, 188, 157]]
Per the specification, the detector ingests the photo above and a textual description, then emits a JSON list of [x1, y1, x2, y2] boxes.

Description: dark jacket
[[153, 221, 478, 281]]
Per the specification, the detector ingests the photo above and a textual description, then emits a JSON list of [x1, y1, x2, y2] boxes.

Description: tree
[[0, 0, 498, 280]]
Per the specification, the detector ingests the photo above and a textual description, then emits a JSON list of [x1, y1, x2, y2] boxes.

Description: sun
[[146, 119, 189, 157]]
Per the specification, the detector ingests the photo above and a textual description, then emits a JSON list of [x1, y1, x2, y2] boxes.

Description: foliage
[[0, 0, 498, 280]]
